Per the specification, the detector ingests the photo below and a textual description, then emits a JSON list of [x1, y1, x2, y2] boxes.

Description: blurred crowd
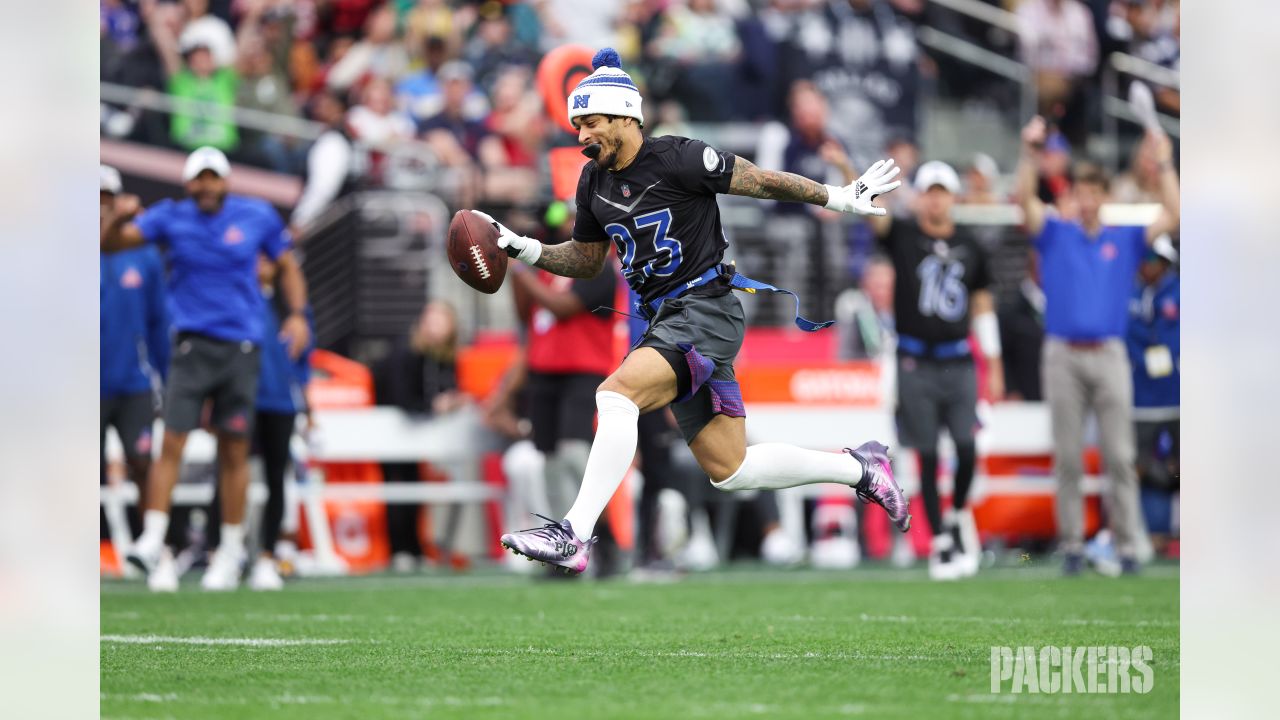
[[101, 1, 1180, 210]]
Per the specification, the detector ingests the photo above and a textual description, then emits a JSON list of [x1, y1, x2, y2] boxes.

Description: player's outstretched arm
[[727, 156, 829, 204], [727, 156, 901, 216], [473, 209, 608, 279]]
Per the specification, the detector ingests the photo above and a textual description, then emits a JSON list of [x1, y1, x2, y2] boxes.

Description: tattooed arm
[[533, 239, 609, 279], [728, 155, 901, 217], [727, 156, 830, 206]]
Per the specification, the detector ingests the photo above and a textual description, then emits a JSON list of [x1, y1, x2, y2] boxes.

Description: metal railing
[[101, 81, 325, 142], [1101, 51, 1181, 171], [925, 0, 1181, 164], [929, 0, 1021, 34], [917, 25, 1036, 122], [100, 81, 445, 179]]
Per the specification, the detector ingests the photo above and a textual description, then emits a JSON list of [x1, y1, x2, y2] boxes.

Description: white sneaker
[[928, 535, 961, 581], [678, 510, 719, 572], [811, 537, 861, 569], [390, 552, 418, 574], [148, 548, 179, 593], [248, 557, 284, 591], [125, 538, 162, 577], [201, 549, 244, 591], [761, 528, 803, 567]]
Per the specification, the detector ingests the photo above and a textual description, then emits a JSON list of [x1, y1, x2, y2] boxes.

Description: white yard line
[[854, 613, 1178, 628], [101, 634, 354, 647]]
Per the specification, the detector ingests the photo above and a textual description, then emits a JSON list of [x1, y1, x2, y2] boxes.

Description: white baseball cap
[[913, 160, 962, 194], [182, 146, 231, 182], [100, 164, 123, 194]]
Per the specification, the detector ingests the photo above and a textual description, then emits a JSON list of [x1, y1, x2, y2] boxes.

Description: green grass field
[[101, 563, 1178, 719]]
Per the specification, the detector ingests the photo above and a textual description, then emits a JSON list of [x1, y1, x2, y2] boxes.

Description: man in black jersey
[[478, 49, 909, 574], [867, 160, 1004, 580]]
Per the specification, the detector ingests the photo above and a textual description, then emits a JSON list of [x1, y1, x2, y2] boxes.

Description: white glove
[[824, 159, 902, 216], [471, 210, 542, 265]]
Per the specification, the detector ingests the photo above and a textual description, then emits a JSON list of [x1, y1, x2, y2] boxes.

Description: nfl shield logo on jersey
[[621, 184, 631, 198], [224, 225, 244, 245]]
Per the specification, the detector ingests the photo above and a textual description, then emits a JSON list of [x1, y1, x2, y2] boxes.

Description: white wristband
[[823, 184, 842, 211], [973, 312, 1002, 358], [519, 238, 542, 266]]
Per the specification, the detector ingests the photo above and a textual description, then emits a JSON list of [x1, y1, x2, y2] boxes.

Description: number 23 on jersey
[[606, 208, 683, 289]]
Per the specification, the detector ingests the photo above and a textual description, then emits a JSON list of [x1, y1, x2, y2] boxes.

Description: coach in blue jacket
[[101, 147, 311, 591], [100, 165, 169, 541]]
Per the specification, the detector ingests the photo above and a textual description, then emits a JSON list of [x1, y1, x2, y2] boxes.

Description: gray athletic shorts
[[638, 290, 746, 444], [101, 391, 157, 463], [164, 333, 261, 436], [895, 355, 979, 450]]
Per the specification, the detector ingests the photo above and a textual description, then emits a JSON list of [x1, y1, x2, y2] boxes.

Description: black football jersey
[[879, 219, 992, 343], [573, 135, 737, 304]]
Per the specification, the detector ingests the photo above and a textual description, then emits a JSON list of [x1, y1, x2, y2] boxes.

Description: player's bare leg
[[203, 433, 252, 591], [125, 429, 188, 575], [500, 348, 676, 573], [691, 415, 910, 531]]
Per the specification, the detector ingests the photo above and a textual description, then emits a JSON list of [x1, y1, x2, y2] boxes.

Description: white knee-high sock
[[136, 510, 169, 553], [563, 391, 639, 541], [712, 443, 866, 492]]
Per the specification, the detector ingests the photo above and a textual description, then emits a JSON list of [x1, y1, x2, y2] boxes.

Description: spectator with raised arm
[[1015, 114, 1179, 576], [145, 4, 240, 153]]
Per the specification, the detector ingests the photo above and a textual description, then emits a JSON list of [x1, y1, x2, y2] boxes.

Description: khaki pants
[[1042, 338, 1143, 557]]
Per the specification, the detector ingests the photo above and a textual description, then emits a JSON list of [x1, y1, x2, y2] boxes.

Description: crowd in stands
[[101, 1, 1179, 202]]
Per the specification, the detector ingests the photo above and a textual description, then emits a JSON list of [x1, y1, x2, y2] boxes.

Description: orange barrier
[[456, 340, 519, 400], [100, 540, 122, 578], [301, 350, 390, 573], [297, 462, 390, 574]]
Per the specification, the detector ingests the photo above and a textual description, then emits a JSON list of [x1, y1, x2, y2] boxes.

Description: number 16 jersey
[[879, 219, 993, 343], [572, 135, 738, 305]]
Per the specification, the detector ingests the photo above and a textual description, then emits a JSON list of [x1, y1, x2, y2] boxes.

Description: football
[[446, 210, 508, 294]]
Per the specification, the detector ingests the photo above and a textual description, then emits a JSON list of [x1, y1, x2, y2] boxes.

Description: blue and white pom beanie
[[567, 48, 644, 127]]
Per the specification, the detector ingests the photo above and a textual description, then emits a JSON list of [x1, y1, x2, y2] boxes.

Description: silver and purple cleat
[[500, 515, 596, 575], [846, 441, 912, 533]]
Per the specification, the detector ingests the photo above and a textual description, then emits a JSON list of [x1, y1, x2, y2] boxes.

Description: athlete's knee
[[158, 430, 188, 459], [597, 375, 640, 403], [953, 441, 976, 462], [701, 448, 747, 486]]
